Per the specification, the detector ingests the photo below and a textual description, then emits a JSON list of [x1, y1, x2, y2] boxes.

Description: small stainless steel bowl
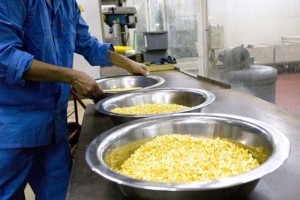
[[96, 75, 165, 96], [95, 88, 215, 124], [85, 113, 290, 200]]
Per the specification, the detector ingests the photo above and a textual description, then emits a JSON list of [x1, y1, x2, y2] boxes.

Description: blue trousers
[[0, 139, 72, 200]]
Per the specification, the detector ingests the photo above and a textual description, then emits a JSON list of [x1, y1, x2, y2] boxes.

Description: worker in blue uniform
[[0, 0, 149, 199]]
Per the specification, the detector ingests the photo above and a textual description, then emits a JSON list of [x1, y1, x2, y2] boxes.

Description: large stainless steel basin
[[95, 88, 215, 124], [96, 75, 165, 97], [85, 113, 290, 200]]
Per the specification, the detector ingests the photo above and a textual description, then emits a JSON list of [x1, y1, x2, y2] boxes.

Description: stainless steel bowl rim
[[95, 88, 216, 117], [95, 75, 165, 94], [85, 113, 290, 191]]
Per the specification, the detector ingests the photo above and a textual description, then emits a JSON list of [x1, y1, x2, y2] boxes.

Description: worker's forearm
[[23, 59, 76, 84], [23, 59, 103, 101], [108, 50, 150, 76], [108, 50, 132, 70]]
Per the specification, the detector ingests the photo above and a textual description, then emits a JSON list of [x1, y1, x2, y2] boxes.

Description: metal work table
[[67, 70, 300, 200]]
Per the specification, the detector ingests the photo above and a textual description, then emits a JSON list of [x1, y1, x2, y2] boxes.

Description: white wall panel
[[73, 0, 103, 79], [208, 0, 300, 47]]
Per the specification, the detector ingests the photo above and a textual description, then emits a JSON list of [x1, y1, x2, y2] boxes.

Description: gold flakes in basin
[[105, 134, 261, 183], [111, 103, 189, 115], [103, 87, 142, 92]]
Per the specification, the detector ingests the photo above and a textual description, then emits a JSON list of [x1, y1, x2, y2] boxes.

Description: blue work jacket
[[0, 0, 113, 148]]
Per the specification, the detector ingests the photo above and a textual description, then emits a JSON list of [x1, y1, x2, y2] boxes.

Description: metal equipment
[[102, 7, 137, 46]]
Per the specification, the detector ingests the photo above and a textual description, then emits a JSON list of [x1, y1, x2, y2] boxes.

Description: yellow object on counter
[[114, 46, 134, 54], [148, 64, 175, 72], [106, 134, 260, 183], [111, 103, 189, 115]]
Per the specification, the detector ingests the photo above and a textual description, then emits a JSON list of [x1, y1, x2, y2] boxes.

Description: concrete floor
[[67, 98, 93, 124], [24, 185, 34, 200]]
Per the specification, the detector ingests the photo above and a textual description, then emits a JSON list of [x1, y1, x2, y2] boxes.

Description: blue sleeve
[[0, 0, 34, 85], [73, 4, 114, 67]]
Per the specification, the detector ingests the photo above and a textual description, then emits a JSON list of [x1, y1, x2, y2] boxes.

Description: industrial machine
[[102, 6, 137, 46]]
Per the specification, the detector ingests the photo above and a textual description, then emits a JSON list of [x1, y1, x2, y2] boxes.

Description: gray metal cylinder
[[223, 65, 277, 103]]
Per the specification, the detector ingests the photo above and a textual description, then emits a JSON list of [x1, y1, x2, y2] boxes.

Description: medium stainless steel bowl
[[96, 75, 165, 96], [85, 113, 290, 200], [95, 88, 215, 124]]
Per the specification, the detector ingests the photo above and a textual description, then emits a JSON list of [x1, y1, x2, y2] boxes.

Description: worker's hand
[[127, 61, 150, 76], [108, 50, 150, 76], [70, 71, 104, 103]]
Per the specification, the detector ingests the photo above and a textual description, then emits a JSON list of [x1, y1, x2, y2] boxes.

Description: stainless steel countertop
[[67, 70, 300, 200]]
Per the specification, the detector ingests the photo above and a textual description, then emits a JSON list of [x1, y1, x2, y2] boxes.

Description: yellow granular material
[[103, 87, 142, 92], [113, 134, 260, 183], [111, 103, 189, 114]]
